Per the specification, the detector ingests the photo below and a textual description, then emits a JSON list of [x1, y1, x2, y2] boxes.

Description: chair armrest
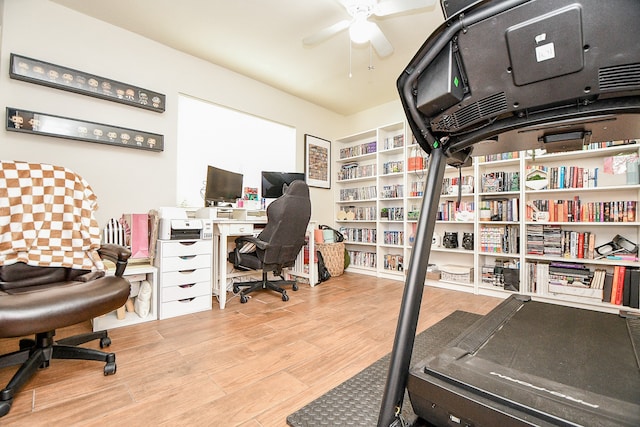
[[98, 244, 132, 277], [235, 235, 268, 250]]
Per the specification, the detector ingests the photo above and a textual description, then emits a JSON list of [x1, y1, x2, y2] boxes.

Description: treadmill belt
[[409, 296, 640, 426]]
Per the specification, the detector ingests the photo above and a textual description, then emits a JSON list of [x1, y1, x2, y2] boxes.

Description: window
[[177, 94, 296, 207]]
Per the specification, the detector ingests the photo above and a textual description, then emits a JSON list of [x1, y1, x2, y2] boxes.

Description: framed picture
[[6, 107, 164, 152], [9, 53, 166, 113], [305, 134, 331, 189]]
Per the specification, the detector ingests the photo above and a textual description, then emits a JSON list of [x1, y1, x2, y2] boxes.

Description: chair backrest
[[256, 180, 311, 269], [0, 160, 104, 273]]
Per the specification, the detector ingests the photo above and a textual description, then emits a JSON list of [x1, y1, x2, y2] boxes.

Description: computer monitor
[[261, 171, 305, 199], [204, 165, 243, 206]]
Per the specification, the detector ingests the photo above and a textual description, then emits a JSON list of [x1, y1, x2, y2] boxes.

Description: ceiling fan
[[303, 0, 436, 58]]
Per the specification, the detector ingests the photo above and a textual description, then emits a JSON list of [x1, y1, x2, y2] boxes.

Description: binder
[[623, 267, 632, 307], [629, 268, 640, 309], [603, 273, 614, 302]]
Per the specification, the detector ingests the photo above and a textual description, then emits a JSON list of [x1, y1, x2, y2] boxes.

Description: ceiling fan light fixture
[[349, 18, 374, 44]]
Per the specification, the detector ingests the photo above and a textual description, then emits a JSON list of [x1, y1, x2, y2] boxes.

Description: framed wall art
[[6, 107, 164, 152], [9, 53, 166, 113], [305, 134, 331, 189]]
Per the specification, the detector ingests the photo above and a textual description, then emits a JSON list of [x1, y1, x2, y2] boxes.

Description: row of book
[[526, 225, 600, 259], [442, 175, 474, 195], [339, 227, 377, 243], [382, 206, 404, 221], [382, 134, 404, 150], [479, 224, 520, 254], [339, 185, 377, 201], [480, 171, 520, 193], [585, 139, 637, 150], [347, 250, 377, 268], [381, 184, 404, 199], [437, 201, 474, 221], [477, 151, 520, 162], [527, 198, 636, 222], [338, 162, 376, 180], [475, 140, 636, 162], [339, 206, 376, 221], [526, 165, 599, 189], [339, 141, 377, 159], [382, 253, 404, 271], [527, 261, 640, 308], [383, 231, 404, 246], [408, 180, 425, 197], [478, 198, 520, 222], [382, 160, 404, 174]]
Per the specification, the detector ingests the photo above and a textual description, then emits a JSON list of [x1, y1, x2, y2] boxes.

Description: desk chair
[[229, 180, 311, 303], [0, 160, 131, 418]]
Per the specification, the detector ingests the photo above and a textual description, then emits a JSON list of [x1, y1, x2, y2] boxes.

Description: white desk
[[211, 219, 317, 309]]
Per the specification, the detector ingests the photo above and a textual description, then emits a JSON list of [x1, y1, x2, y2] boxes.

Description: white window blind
[[177, 94, 296, 207]]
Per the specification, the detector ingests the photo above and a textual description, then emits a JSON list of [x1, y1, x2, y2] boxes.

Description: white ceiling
[[50, 0, 445, 116]]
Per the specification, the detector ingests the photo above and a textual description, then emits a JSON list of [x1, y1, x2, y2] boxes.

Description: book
[[630, 268, 640, 309], [603, 272, 614, 302], [615, 266, 626, 305], [610, 266, 620, 304], [623, 267, 635, 307]]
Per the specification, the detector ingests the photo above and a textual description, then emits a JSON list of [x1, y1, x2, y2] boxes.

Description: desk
[[211, 219, 317, 309]]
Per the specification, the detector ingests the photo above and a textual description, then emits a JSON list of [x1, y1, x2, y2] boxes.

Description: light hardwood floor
[[0, 273, 501, 426]]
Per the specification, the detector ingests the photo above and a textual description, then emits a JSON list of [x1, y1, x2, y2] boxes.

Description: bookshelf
[[334, 123, 640, 314]]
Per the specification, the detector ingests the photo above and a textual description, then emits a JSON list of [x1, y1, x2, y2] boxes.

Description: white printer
[[158, 207, 212, 240]]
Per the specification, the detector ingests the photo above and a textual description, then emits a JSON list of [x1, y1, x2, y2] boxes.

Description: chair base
[[0, 330, 116, 418], [232, 271, 299, 303]]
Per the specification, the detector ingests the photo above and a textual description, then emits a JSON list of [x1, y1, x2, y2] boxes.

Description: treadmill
[[378, 1, 640, 426]]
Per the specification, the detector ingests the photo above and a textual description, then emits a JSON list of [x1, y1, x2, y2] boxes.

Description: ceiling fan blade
[[369, 23, 394, 57], [374, 0, 436, 17], [303, 19, 351, 46]]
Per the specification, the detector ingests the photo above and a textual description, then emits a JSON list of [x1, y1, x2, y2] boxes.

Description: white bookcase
[[335, 122, 640, 314]]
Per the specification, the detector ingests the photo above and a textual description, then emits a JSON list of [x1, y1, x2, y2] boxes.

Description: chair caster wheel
[[282, 292, 289, 302], [104, 362, 117, 375], [0, 400, 12, 418], [292, 284, 299, 291], [100, 337, 111, 348], [233, 285, 240, 293], [240, 295, 249, 303]]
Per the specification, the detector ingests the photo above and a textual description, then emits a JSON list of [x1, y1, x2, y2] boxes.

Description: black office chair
[[229, 180, 311, 303], [0, 160, 131, 418]]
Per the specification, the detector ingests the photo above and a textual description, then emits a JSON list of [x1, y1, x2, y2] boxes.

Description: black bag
[[319, 224, 344, 242], [317, 250, 331, 283]]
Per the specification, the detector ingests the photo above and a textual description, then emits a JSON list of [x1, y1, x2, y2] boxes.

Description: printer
[[158, 207, 212, 240]]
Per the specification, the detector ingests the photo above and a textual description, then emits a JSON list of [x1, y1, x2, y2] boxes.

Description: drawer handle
[[178, 297, 196, 303], [179, 255, 196, 260], [178, 269, 196, 274], [179, 241, 196, 246], [179, 284, 195, 289]]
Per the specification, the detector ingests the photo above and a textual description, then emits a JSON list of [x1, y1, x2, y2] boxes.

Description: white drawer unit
[[155, 239, 213, 319]]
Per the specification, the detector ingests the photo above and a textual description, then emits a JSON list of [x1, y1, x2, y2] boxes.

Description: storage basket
[[316, 242, 345, 277], [440, 265, 474, 284]]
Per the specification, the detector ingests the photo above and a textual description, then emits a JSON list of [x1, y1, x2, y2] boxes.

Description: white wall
[[0, 0, 346, 226]]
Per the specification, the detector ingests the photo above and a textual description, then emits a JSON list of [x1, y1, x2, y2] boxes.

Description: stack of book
[[547, 262, 599, 299]]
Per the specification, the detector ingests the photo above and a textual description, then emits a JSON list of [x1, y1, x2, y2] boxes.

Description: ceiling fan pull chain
[[369, 44, 375, 71], [349, 40, 353, 78]]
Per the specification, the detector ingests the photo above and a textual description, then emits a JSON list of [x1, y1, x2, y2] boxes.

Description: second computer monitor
[[261, 171, 305, 199]]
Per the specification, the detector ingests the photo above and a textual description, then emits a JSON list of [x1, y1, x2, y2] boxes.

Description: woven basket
[[317, 242, 345, 277]]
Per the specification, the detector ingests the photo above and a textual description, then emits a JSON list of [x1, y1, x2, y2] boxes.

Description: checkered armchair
[[0, 160, 131, 418]]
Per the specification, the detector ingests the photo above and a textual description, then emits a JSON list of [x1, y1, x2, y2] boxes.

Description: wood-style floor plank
[[0, 273, 501, 426]]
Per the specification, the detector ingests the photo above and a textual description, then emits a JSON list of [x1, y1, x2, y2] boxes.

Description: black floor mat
[[286, 310, 481, 427]]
